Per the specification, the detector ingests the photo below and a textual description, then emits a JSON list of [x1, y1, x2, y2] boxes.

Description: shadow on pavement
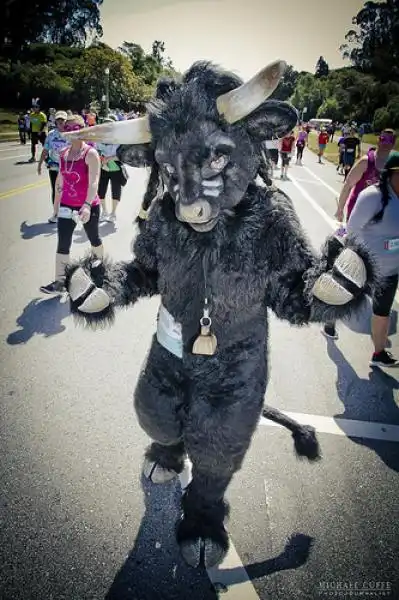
[[7, 296, 69, 345], [326, 340, 399, 473], [14, 160, 34, 165], [344, 301, 398, 337], [73, 220, 117, 244], [20, 220, 57, 240], [105, 473, 313, 600]]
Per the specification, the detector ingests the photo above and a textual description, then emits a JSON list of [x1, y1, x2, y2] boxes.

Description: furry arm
[[264, 195, 379, 325], [64, 226, 158, 327]]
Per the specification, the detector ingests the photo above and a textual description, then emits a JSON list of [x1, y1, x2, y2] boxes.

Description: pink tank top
[[346, 149, 379, 219], [59, 144, 99, 208]]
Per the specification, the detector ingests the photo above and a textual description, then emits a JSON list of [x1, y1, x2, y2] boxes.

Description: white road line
[[288, 173, 336, 228], [0, 145, 20, 152], [0, 154, 30, 161], [289, 172, 399, 305], [286, 176, 325, 186], [260, 411, 399, 443], [302, 165, 341, 196], [178, 463, 261, 599]]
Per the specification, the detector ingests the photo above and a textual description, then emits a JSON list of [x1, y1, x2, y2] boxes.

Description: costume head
[[64, 60, 298, 231]]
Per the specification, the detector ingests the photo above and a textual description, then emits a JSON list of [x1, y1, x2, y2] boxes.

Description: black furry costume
[[64, 60, 379, 569]]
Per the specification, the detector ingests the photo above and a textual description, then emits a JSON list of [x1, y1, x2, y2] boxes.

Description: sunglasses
[[64, 124, 83, 132]]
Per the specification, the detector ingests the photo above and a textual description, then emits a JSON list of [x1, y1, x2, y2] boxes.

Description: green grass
[[306, 132, 341, 165], [0, 108, 19, 138]]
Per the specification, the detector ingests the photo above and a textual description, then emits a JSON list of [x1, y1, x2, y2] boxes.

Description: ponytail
[[372, 170, 390, 223]]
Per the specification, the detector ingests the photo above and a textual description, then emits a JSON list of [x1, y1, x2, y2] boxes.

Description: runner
[[17, 113, 26, 145], [336, 133, 346, 175], [296, 126, 308, 165], [40, 115, 102, 294], [97, 116, 127, 223], [279, 130, 295, 179], [322, 128, 397, 340], [341, 127, 361, 180], [37, 110, 69, 223], [264, 136, 279, 176], [29, 104, 47, 163], [346, 152, 399, 367], [317, 128, 329, 164]]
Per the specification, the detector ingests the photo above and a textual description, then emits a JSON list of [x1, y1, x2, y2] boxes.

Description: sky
[[100, 0, 366, 80]]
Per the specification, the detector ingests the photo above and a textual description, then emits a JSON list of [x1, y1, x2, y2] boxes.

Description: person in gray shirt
[[345, 151, 399, 367]]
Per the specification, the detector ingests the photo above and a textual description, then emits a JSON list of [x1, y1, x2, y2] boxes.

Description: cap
[[384, 151, 399, 171], [55, 110, 68, 120]]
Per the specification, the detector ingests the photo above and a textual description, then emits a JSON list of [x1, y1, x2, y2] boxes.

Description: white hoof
[[334, 248, 367, 288], [78, 288, 110, 313], [69, 267, 93, 302], [143, 458, 177, 483], [312, 273, 353, 305]]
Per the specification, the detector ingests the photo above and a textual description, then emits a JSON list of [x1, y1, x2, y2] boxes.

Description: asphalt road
[[0, 142, 398, 600]]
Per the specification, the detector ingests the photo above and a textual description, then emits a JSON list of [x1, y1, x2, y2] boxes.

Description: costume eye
[[164, 163, 175, 175], [210, 154, 228, 171]]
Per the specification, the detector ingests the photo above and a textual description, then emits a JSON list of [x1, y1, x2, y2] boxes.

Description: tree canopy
[[315, 56, 329, 78], [2, 0, 103, 59]]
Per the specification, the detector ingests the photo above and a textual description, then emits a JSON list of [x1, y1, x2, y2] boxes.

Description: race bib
[[346, 148, 355, 153], [384, 238, 399, 252], [58, 206, 73, 219], [156, 304, 183, 358]]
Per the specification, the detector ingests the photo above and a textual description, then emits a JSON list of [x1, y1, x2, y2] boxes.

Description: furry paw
[[179, 537, 227, 569], [312, 248, 367, 305], [142, 457, 178, 483], [68, 267, 110, 314]]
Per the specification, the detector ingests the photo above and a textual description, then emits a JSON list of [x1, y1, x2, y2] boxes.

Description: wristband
[[84, 201, 92, 208]]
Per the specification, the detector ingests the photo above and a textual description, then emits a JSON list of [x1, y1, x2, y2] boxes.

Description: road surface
[[0, 142, 398, 600]]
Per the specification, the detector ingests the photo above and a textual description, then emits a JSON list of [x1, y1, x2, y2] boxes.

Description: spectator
[[24, 111, 31, 141]]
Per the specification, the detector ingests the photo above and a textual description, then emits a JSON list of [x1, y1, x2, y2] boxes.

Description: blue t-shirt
[[44, 129, 69, 170]]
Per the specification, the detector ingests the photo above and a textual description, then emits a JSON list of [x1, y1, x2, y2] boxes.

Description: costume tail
[[261, 405, 321, 461]]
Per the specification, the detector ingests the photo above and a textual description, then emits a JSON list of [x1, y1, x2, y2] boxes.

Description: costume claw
[[78, 288, 110, 313], [180, 537, 227, 568], [312, 273, 353, 305], [69, 267, 94, 301], [143, 457, 178, 483], [334, 248, 367, 288]]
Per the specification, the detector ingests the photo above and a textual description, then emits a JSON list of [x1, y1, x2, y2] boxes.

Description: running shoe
[[321, 323, 338, 340], [108, 213, 116, 223], [369, 350, 399, 368], [40, 280, 66, 294], [100, 211, 110, 222]]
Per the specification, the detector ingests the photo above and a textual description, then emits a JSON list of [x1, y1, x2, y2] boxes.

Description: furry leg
[[143, 441, 185, 483], [134, 340, 187, 483]]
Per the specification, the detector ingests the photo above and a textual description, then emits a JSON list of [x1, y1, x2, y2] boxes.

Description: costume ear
[[116, 144, 154, 168], [243, 100, 298, 140]]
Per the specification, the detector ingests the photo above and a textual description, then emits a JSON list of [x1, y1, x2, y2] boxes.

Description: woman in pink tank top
[[40, 115, 103, 294], [335, 128, 396, 223]]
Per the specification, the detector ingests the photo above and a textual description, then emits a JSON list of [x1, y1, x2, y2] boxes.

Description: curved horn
[[216, 59, 286, 124], [63, 116, 151, 145]]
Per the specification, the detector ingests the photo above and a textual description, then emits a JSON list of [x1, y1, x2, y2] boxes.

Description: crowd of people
[[16, 101, 399, 369]]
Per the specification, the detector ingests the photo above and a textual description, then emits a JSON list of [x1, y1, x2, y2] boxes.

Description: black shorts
[[280, 151, 291, 167], [343, 150, 356, 168], [268, 148, 279, 164], [372, 274, 399, 317]]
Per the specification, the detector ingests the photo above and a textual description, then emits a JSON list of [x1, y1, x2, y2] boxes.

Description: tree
[[317, 97, 340, 122], [270, 64, 299, 101], [1, 0, 103, 59], [315, 56, 329, 78], [373, 107, 391, 131], [340, 0, 399, 82]]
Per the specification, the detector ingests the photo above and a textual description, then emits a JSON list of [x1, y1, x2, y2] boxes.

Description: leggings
[[57, 204, 101, 255], [98, 169, 122, 201], [49, 169, 58, 205], [296, 144, 304, 160]]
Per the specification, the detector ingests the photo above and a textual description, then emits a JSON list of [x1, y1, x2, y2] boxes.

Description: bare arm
[[335, 157, 368, 220], [84, 148, 101, 205], [37, 148, 48, 174], [53, 171, 63, 214]]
